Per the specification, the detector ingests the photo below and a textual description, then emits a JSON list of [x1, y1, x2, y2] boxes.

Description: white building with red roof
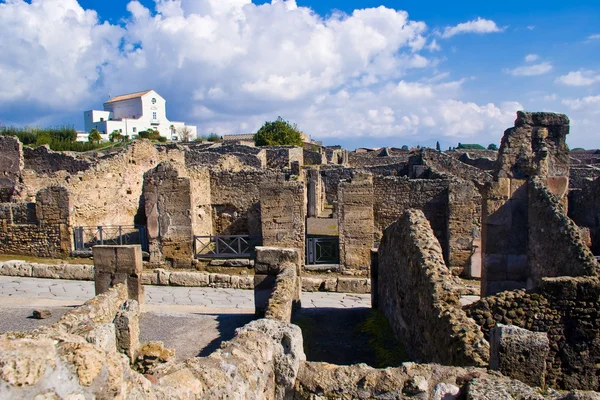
[[82, 90, 196, 141]]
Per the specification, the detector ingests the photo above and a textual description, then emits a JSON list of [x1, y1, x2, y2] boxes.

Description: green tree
[[88, 128, 102, 144], [400, 145, 409, 151], [255, 117, 303, 146], [436, 141, 441, 151], [487, 143, 498, 151], [109, 130, 124, 142]]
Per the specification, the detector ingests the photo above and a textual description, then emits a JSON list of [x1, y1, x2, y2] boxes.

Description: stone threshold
[[0, 260, 370, 294]]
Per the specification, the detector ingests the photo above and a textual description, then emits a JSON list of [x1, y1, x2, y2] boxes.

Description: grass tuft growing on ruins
[[358, 309, 410, 368]]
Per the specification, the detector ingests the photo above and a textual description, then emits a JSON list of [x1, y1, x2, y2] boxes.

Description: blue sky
[[1, 0, 599, 150]]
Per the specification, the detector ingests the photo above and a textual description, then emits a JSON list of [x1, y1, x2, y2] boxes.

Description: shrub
[[255, 117, 303, 146]]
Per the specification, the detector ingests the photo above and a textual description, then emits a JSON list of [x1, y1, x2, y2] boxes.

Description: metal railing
[[194, 235, 259, 258], [73, 225, 148, 252]]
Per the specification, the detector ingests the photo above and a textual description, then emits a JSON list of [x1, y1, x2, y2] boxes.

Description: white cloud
[[0, 0, 532, 145], [441, 17, 503, 39], [527, 25, 535, 31], [506, 62, 553, 76], [556, 70, 600, 86], [524, 54, 539, 62], [587, 34, 600, 40], [562, 95, 600, 112]]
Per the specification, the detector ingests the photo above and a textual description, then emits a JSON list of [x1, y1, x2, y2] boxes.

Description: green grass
[[358, 309, 410, 368]]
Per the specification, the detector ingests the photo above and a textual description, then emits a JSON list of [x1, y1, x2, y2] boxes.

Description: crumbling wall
[[143, 162, 193, 266], [348, 149, 409, 167], [23, 145, 93, 174], [338, 173, 374, 272], [528, 177, 598, 286], [409, 148, 491, 185], [19, 140, 184, 227], [0, 186, 72, 257], [569, 176, 600, 255], [481, 112, 572, 296], [187, 168, 213, 238], [0, 136, 23, 201], [210, 169, 283, 236], [466, 276, 600, 390], [324, 146, 348, 165], [377, 209, 489, 367], [185, 146, 265, 169]]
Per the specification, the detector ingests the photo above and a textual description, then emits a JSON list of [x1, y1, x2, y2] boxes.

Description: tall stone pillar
[[36, 186, 73, 257], [143, 162, 193, 267], [338, 172, 374, 272], [259, 181, 306, 265]]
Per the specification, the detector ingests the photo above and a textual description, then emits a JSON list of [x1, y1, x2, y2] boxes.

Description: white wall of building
[[82, 90, 196, 142]]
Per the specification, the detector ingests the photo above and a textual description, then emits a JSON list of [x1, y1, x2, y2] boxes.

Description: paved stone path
[[0, 276, 371, 310]]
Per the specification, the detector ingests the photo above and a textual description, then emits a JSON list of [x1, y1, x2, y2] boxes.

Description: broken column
[[306, 167, 324, 218], [490, 324, 550, 389], [143, 162, 194, 267], [338, 172, 374, 273], [481, 112, 571, 296], [93, 245, 144, 303]]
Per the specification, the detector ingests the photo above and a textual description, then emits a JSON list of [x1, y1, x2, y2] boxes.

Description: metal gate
[[194, 235, 259, 258], [306, 236, 339, 265], [73, 225, 148, 252]]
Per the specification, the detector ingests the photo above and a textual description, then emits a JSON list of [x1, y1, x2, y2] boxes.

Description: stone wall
[[528, 177, 598, 286], [373, 176, 449, 258], [569, 176, 600, 255], [409, 148, 491, 185], [0, 136, 23, 201], [338, 173, 374, 272], [265, 146, 304, 169], [466, 276, 600, 390], [19, 140, 184, 227], [348, 150, 409, 167], [143, 163, 194, 265], [185, 144, 266, 169], [303, 149, 326, 165], [0, 186, 72, 257], [210, 169, 283, 236], [23, 145, 93, 174], [447, 180, 481, 275], [377, 209, 489, 367]]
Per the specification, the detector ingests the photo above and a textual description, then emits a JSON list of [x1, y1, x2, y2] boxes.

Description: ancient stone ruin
[[0, 111, 599, 398]]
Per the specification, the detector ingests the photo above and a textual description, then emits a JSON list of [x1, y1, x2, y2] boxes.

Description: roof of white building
[[105, 90, 153, 104]]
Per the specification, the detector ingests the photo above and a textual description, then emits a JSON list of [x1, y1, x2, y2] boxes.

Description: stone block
[[156, 268, 171, 285], [63, 265, 94, 281], [92, 246, 118, 273], [323, 278, 338, 292], [337, 277, 369, 294], [115, 245, 143, 274], [0, 261, 32, 277], [489, 324, 550, 388], [169, 271, 209, 287], [255, 246, 300, 275], [301, 277, 323, 292], [141, 271, 158, 285], [210, 273, 231, 285], [238, 276, 254, 289]]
